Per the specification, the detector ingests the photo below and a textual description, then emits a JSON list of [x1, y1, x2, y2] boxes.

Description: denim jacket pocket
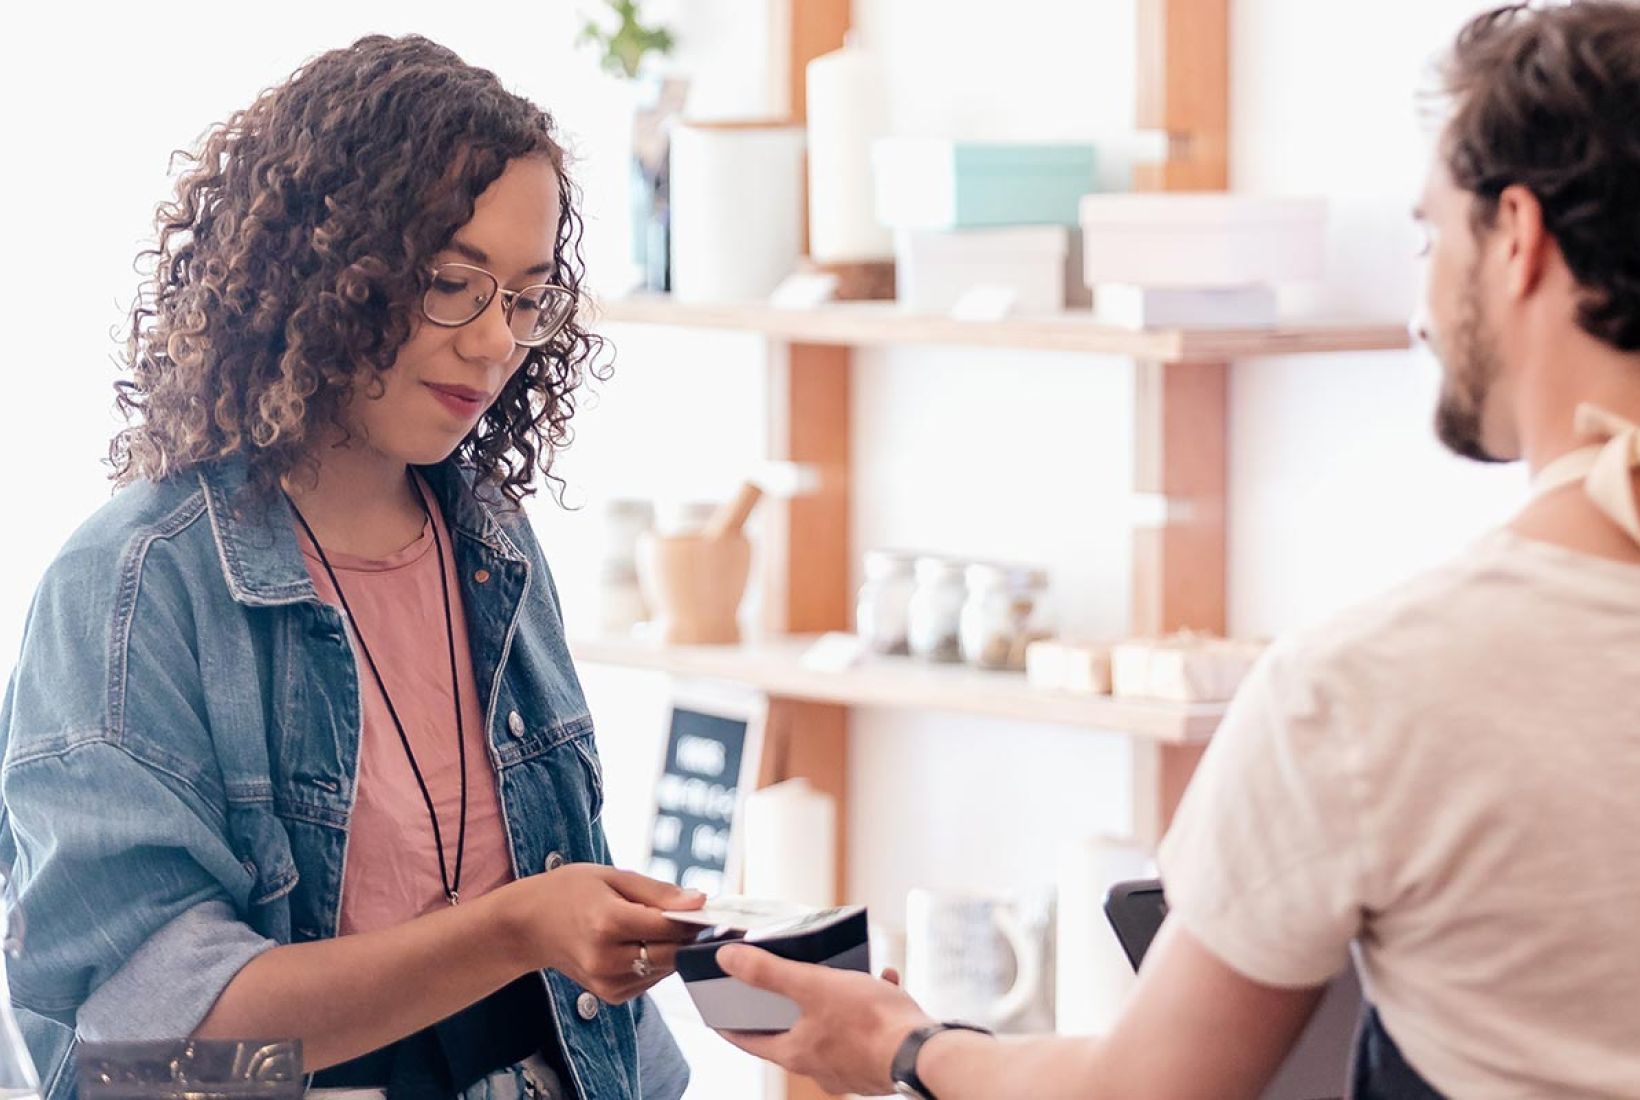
[[570, 733, 606, 823], [496, 717, 608, 871], [224, 784, 298, 937]]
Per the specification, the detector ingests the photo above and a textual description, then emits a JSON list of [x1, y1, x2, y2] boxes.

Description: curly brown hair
[[111, 33, 607, 505], [1440, 1, 1640, 351]]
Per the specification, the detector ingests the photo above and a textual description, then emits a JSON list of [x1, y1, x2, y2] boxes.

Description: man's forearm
[[918, 1030, 1108, 1100], [194, 886, 529, 1071]]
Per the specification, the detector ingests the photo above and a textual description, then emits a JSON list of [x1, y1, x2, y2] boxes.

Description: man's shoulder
[[1261, 534, 1532, 713]]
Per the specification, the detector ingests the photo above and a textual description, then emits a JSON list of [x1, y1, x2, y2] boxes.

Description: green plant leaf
[[578, 0, 674, 80]]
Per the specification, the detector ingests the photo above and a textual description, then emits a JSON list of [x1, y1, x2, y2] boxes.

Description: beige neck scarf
[[1529, 403, 1640, 543]]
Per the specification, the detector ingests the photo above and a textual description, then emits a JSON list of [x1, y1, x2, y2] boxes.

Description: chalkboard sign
[[646, 685, 766, 896]]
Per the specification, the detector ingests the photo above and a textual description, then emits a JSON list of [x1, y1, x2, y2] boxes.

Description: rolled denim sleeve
[[2, 524, 275, 1044], [3, 738, 270, 1036], [77, 899, 274, 1040]]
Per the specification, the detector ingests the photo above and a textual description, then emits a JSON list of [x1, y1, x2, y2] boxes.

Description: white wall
[[841, 0, 1143, 926], [0, 4, 625, 660], [1, 1, 1540, 1097], [1226, 0, 1525, 632]]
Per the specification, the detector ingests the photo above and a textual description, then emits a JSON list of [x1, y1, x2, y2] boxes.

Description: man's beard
[[1433, 273, 1509, 464]]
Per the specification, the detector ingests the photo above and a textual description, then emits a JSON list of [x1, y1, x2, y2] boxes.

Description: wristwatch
[[890, 1021, 994, 1099]]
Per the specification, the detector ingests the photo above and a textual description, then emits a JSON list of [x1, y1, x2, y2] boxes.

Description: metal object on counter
[[78, 1040, 303, 1100]]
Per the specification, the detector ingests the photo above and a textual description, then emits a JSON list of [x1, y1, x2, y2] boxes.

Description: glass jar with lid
[[598, 498, 654, 636], [856, 550, 918, 656], [959, 563, 1052, 671], [906, 556, 968, 663]]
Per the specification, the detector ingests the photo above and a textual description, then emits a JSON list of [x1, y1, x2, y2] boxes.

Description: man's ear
[[1494, 183, 1553, 300]]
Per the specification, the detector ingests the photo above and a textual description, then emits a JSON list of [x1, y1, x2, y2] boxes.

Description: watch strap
[[890, 1021, 993, 1099]]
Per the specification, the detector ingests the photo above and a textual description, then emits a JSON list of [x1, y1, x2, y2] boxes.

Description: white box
[[1079, 194, 1326, 289], [1094, 284, 1278, 329], [895, 226, 1068, 314]]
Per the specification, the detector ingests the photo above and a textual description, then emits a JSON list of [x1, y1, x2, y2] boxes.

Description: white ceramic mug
[[903, 889, 1055, 1032]]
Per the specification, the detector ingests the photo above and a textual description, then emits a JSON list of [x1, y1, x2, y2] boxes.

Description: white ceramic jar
[[856, 550, 918, 656], [907, 556, 968, 663], [959, 563, 1052, 671], [598, 499, 655, 635]]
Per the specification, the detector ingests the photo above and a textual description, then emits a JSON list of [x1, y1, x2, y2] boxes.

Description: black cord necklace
[[286, 476, 470, 906]]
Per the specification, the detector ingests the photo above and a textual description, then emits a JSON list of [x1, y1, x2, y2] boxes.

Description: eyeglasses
[[420, 262, 576, 348]]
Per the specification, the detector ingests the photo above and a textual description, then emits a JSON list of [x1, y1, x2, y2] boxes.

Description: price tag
[[949, 283, 1019, 321], [769, 271, 839, 309]]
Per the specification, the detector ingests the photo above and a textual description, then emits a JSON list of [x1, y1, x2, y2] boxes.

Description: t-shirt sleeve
[[1156, 640, 1366, 988]]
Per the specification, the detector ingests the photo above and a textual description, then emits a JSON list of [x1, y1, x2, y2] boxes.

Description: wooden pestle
[[703, 481, 764, 541]]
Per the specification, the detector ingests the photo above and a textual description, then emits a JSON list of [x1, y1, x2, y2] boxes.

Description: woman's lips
[[424, 382, 487, 417]]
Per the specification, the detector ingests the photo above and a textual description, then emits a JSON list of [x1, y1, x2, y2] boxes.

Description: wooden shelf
[[571, 634, 1223, 744], [593, 295, 1410, 363]]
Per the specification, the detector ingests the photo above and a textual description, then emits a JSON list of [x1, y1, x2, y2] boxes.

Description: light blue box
[[874, 139, 1099, 230]]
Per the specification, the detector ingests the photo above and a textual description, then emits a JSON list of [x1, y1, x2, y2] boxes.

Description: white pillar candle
[[805, 40, 893, 263]]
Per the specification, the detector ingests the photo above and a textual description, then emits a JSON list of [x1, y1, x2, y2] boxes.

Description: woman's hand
[[503, 864, 705, 1004]]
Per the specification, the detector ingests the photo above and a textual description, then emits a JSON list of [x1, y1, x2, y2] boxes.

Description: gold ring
[[632, 941, 653, 979]]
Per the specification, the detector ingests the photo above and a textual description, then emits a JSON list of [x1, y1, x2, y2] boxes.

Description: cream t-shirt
[[1158, 530, 1640, 1098]]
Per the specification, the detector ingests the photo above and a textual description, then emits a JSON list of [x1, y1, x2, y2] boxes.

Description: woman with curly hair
[[0, 34, 700, 1100]]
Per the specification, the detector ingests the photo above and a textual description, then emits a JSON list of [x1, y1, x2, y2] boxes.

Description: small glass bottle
[[907, 557, 968, 663], [598, 499, 654, 636], [855, 550, 918, 655], [959, 563, 1053, 671]]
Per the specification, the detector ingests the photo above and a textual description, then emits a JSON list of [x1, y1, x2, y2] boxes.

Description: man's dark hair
[[1442, 1, 1640, 350]]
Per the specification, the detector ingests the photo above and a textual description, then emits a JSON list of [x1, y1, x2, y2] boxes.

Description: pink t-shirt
[[297, 495, 515, 935]]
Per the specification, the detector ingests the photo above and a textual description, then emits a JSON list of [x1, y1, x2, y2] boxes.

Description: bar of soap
[[1111, 633, 1265, 702], [1026, 639, 1114, 694]]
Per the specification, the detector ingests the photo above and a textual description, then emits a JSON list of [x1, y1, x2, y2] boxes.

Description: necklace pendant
[[448, 890, 460, 906]]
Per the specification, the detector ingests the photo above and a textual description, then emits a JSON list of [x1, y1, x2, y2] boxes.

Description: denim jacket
[[0, 457, 686, 1100]]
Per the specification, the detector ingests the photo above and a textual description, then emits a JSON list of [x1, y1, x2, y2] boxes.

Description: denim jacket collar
[[196, 456, 526, 608]]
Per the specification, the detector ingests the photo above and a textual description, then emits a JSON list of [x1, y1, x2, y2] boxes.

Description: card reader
[[674, 904, 871, 1032]]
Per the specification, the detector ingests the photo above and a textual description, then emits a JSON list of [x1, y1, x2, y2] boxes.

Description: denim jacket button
[[544, 851, 565, 872], [507, 711, 526, 738], [576, 992, 600, 1021], [474, 569, 491, 585]]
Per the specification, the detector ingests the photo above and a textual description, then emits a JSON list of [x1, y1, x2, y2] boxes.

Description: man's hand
[[714, 944, 936, 1096], [712, 919, 1326, 1100]]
